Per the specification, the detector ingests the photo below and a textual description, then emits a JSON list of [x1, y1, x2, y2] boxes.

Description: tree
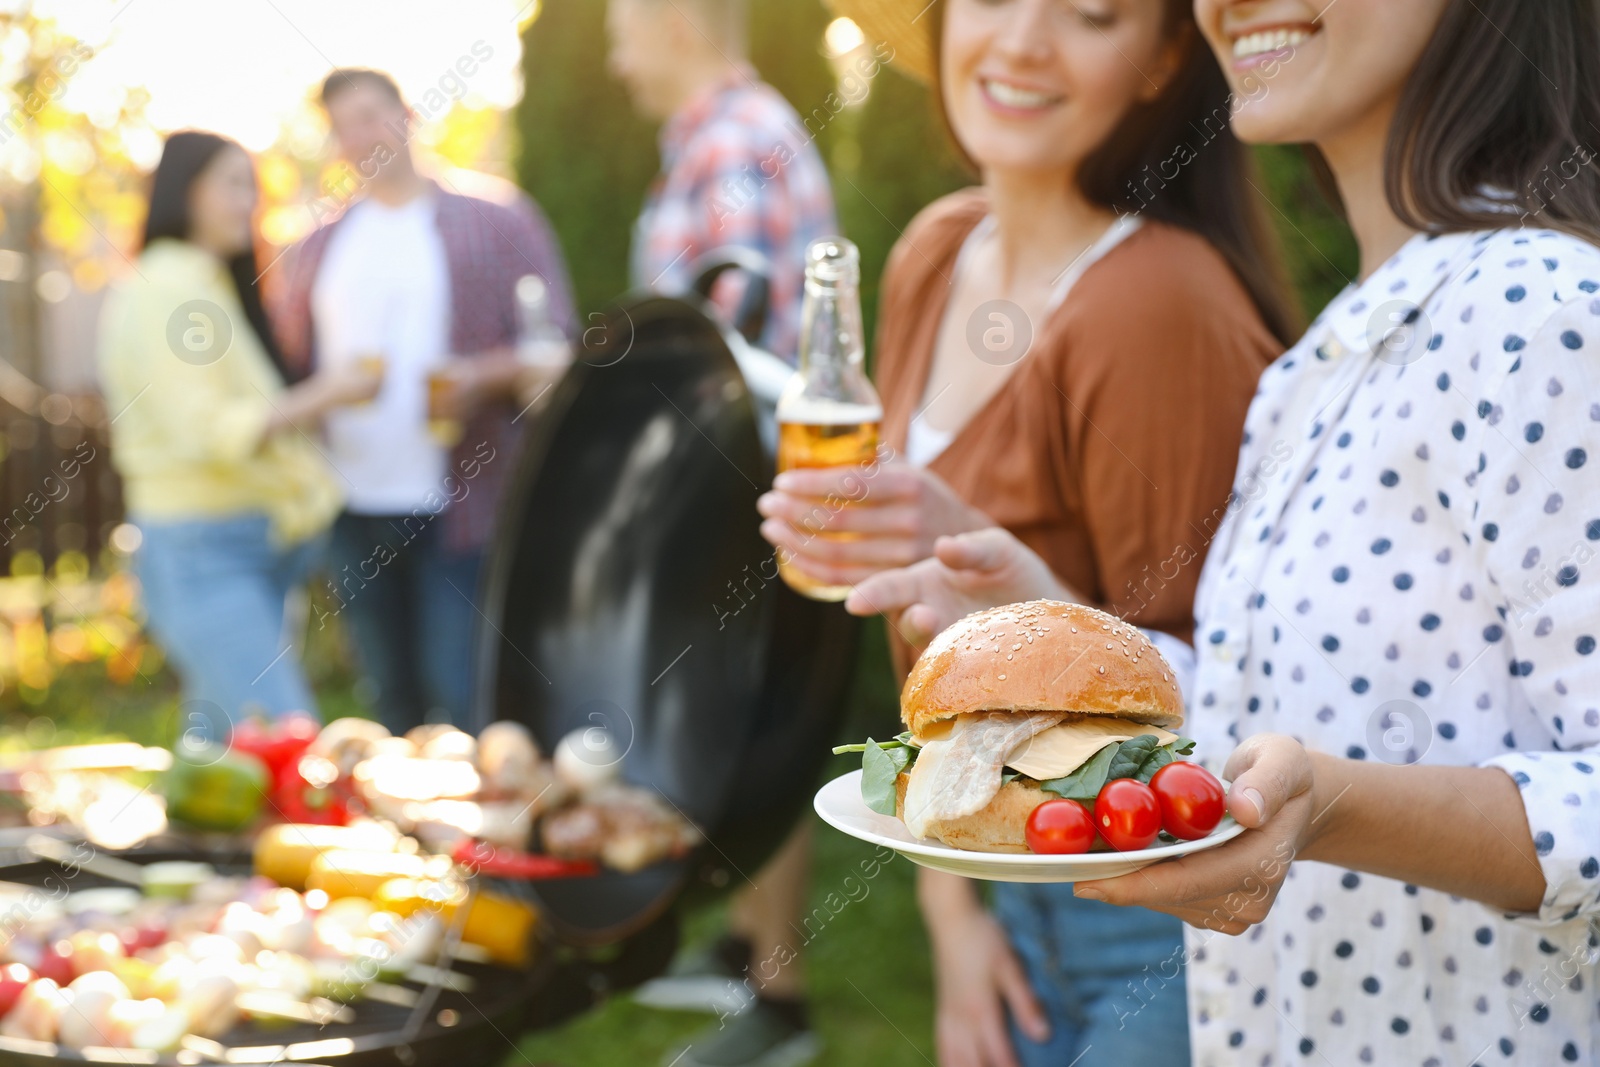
[[1, 11, 150, 383]]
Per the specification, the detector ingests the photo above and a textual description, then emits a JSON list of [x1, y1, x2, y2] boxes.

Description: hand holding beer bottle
[[768, 239, 883, 602], [761, 239, 990, 600]]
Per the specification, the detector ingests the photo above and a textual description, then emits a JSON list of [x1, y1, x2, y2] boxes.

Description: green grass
[[0, 584, 372, 745]]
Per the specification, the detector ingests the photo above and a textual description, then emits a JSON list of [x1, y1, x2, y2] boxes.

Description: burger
[[837, 600, 1193, 852]]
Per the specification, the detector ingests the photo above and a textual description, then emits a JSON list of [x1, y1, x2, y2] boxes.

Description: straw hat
[[826, 0, 939, 84]]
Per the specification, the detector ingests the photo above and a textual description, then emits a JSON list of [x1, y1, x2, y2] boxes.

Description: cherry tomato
[[1025, 799, 1096, 855], [1149, 761, 1226, 840], [1093, 779, 1162, 852]]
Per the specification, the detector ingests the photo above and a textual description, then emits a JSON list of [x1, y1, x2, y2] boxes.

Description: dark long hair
[[140, 130, 289, 379], [930, 0, 1302, 346], [1385, 0, 1600, 244]]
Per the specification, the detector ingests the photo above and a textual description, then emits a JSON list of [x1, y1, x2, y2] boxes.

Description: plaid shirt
[[274, 180, 575, 553], [631, 66, 837, 363]]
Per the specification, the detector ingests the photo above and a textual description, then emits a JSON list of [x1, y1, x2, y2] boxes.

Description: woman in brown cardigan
[[758, 1, 1297, 1065]]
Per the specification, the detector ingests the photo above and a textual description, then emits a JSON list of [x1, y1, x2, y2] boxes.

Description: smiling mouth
[[980, 78, 1064, 111], [1231, 25, 1317, 59]]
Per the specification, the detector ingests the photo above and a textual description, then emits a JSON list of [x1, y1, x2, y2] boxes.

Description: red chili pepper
[[451, 839, 597, 880]]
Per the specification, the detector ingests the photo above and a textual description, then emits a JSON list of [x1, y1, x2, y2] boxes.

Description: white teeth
[[983, 79, 1057, 109], [1232, 27, 1312, 59]]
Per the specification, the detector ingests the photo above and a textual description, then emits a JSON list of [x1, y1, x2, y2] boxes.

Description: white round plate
[[814, 768, 1247, 882]]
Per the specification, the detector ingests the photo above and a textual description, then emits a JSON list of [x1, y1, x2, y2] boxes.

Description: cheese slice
[[1003, 717, 1177, 781]]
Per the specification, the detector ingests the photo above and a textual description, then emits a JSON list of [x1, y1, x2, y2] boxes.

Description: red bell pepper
[[230, 714, 318, 778], [269, 755, 350, 826]]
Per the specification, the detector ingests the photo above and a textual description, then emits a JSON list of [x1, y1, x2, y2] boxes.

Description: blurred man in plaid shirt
[[275, 68, 575, 735], [609, 3, 836, 1066], [614, 0, 836, 364]]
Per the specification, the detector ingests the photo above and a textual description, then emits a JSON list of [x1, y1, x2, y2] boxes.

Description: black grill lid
[[472, 293, 857, 944]]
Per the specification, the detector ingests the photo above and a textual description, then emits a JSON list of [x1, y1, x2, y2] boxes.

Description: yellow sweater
[[98, 239, 341, 545]]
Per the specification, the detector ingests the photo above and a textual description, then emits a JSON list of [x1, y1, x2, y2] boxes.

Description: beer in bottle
[[774, 237, 884, 602]]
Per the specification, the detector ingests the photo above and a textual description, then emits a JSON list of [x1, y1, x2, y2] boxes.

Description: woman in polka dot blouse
[[846, 0, 1600, 1063]]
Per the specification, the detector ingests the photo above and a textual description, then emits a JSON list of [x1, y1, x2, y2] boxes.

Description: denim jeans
[[992, 883, 1191, 1067], [324, 512, 482, 734], [135, 513, 320, 724]]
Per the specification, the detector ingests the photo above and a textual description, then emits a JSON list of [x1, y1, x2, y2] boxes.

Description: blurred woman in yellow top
[[99, 130, 379, 724]]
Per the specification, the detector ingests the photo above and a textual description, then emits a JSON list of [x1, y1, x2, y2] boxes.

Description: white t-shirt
[[312, 194, 451, 514]]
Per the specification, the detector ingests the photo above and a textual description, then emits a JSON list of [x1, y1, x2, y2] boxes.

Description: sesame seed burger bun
[[901, 601, 1184, 737]]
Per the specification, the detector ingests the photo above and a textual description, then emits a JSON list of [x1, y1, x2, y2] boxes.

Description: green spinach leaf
[[861, 738, 913, 815], [1137, 744, 1176, 783], [1105, 733, 1163, 781], [1133, 736, 1195, 782]]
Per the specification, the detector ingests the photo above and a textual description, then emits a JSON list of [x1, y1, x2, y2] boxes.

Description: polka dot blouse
[[1182, 228, 1600, 1066]]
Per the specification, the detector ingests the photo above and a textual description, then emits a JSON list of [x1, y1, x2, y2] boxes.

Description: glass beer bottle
[[775, 237, 883, 602]]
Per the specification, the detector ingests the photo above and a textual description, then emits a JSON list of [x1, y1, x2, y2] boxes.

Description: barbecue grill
[[473, 262, 860, 949], [0, 268, 863, 1066], [0, 838, 679, 1066]]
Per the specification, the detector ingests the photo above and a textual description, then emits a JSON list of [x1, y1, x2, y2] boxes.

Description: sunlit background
[[0, 0, 880, 706], [39, 0, 531, 152], [0, 0, 552, 705], [5, 0, 535, 379], [1, 0, 871, 384]]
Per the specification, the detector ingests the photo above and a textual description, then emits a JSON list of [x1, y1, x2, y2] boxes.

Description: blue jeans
[[135, 513, 320, 725], [992, 884, 1191, 1067], [324, 512, 481, 733]]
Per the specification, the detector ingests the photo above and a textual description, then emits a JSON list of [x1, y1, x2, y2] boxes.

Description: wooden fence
[[0, 398, 123, 575]]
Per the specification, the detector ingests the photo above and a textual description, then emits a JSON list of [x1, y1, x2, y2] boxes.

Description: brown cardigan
[[875, 189, 1280, 646]]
